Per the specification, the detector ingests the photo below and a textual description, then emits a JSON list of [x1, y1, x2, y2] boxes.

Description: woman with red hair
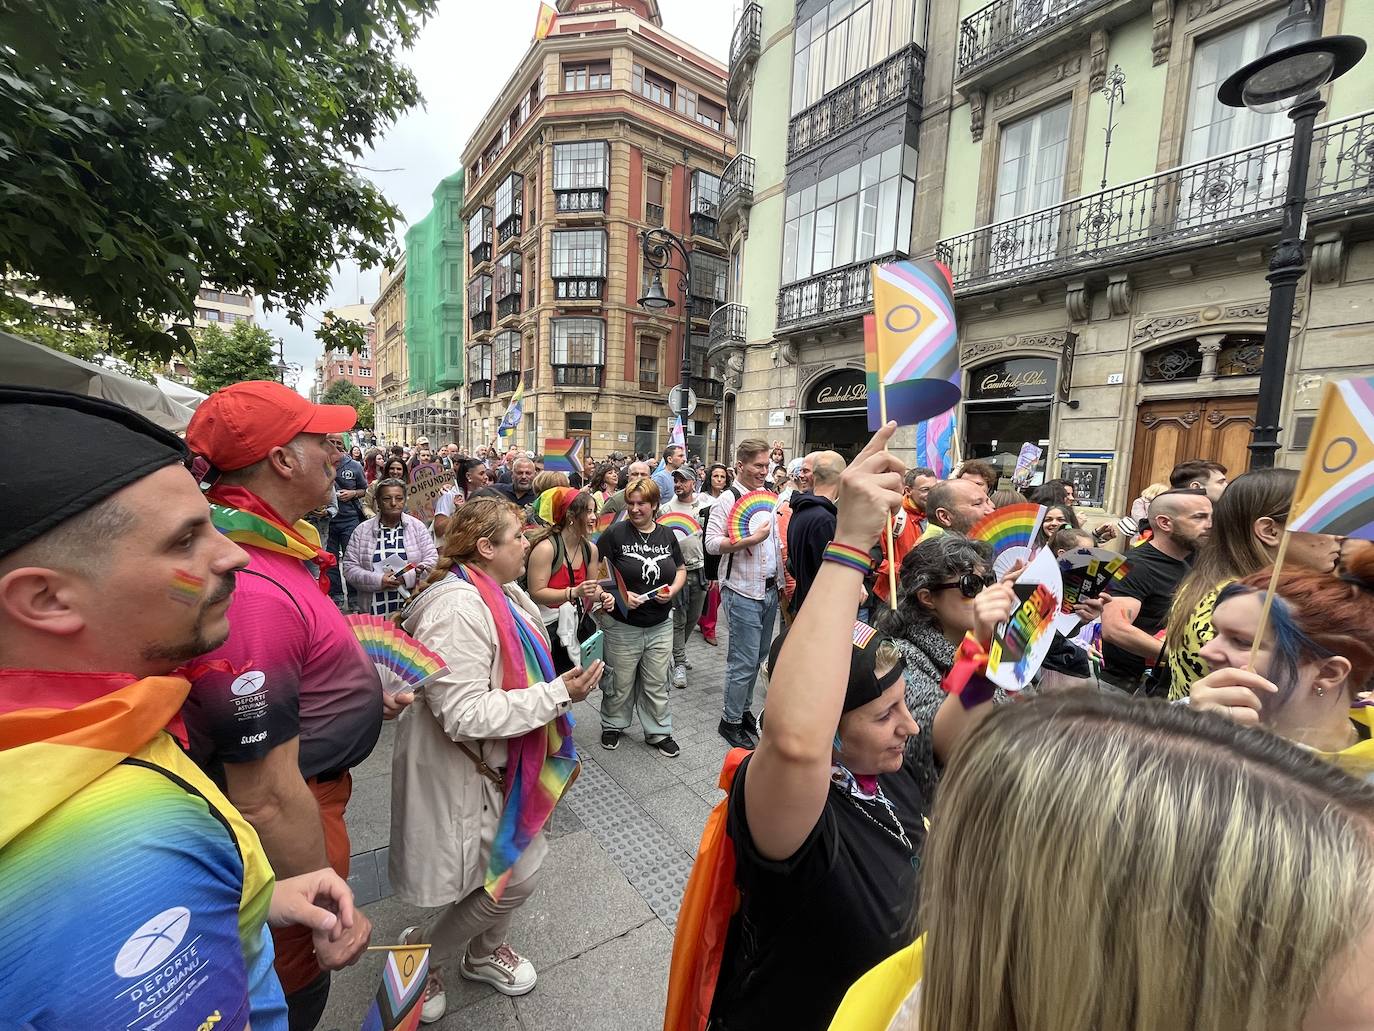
[[1190, 543, 1374, 778]]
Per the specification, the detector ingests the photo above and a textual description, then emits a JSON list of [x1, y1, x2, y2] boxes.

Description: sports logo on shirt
[[114, 906, 192, 978], [229, 671, 266, 697]]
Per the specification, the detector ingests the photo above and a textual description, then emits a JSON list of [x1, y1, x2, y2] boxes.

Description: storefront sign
[[804, 368, 868, 413], [968, 358, 1056, 400]]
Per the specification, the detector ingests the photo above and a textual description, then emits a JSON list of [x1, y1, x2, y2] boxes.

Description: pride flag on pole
[[533, 2, 558, 39], [914, 408, 956, 477], [360, 946, 429, 1031], [866, 260, 962, 429], [669, 413, 686, 450], [543, 437, 583, 476], [1288, 376, 1374, 540], [498, 377, 525, 447]]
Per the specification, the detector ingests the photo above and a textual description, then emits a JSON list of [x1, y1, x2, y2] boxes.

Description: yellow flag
[[1287, 377, 1374, 540], [534, 2, 558, 39]]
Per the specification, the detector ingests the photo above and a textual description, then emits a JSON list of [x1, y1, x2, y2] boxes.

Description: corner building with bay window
[[460, 0, 731, 462], [724, 0, 1374, 514]]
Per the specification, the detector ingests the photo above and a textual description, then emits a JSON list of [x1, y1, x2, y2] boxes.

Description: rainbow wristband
[[822, 541, 873, 575]]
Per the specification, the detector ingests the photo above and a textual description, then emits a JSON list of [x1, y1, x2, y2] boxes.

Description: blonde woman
[[832, 690, 1374, 1030], [389, 498, 604, 1022]]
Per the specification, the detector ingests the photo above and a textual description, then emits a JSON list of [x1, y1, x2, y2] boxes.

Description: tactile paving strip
[[566, 753, 694, 929]]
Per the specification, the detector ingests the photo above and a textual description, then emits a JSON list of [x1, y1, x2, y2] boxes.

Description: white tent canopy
[[0, 332, 197, 432]]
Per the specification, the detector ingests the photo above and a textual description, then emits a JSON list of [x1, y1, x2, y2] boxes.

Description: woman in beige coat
[[390, 497, 604, 1023]]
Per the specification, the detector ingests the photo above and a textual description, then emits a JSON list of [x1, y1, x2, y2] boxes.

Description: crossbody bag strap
[[456, 740, 505, 790]]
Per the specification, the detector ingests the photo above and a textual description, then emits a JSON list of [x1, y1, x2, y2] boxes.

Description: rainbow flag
[[1288, 376, 1374, 540], [866, 260, 962, 428], [543, 437, 583, 476], [360, 946, 429, 1031], [914, 409, 956, 477], [533, 1, 558, 39]]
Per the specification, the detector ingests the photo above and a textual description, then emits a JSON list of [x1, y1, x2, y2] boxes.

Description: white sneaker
[[671, 664, 687, 688], [400, 926, 446, 1024], [461, 942, 537, 996]]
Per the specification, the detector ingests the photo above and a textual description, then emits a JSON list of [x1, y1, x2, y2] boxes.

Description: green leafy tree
[[0, 0, 433, 360], [356, 401, 375, 431], [191, 322, 281, 394], [0, 290, 163, 382], [321, 378, 368, 410]]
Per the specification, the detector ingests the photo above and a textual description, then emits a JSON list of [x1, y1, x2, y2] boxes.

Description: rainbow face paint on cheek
[[168, 569, 204, 605]]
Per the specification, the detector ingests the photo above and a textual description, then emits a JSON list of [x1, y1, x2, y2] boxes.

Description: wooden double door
[[1127, 396, 1256, 503]]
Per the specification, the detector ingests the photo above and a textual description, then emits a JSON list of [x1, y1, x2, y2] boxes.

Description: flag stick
[[879, 381, 898, 609], [366, 943, 432, 952], [1246, 530, 1293, 671]]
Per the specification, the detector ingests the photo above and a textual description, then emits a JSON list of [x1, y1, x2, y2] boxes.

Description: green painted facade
[[404, 167, 466, 395], [1330, 4, 1374, 119], [1084, 14, 1168, 190]]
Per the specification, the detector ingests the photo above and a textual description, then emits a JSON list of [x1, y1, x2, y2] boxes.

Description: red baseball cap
[[186, 380, 356, 471]]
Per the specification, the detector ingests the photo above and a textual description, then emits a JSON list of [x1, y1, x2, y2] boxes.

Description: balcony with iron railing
[[956, 0, 1147, 86], [720, 154, 756, 227], [469, 379, 491, 400], [934, 109, 1374, 294], [554, 276, 605, 301], [728, 2, 761, 112], [553, 364, 605, 388], [777, 251, 904, 333], [497, 294, 522, 321], [645, 202, 665, 227], [495, 370, 521, 394], [707, 301, 747, 358], [555, 188, 607, 214], [691, 374, 724, 403], [789, 43, 924, 160]]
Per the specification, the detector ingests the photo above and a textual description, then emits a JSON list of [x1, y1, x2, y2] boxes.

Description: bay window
[[552, 229, 607, 299], [553, 141, 609, 212]]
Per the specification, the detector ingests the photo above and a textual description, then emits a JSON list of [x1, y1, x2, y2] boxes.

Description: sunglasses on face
[[930, 572, 996, 599]]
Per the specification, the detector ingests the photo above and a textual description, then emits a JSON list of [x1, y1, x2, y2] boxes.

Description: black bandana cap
[[0, 386, 187, 559], [767, 620, 901, 713]]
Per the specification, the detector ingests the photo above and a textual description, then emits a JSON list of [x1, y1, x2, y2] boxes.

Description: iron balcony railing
[[469, 379, 491, 400], [777, 251, 904, 332], [789, 44, 924, 160], [728, 3, 762, 107], [935, 109, 1374, 293], [553, 363, 604, 388], [707, 302, 747, 356], [720, 154, 756, 225], [957, 0, 1113, 78], [691, 374, 724, 403], [645, 202, 665, 227], [495, 370, 521, 394], [555, 188, 607, 213]]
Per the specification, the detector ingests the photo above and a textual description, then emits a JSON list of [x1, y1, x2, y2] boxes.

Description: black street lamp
[[1218, 0, 1364, 468], [638, 227, 694, 460]]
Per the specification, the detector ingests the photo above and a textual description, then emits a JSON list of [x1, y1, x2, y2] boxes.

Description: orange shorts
[[270, 770, 353, 996]]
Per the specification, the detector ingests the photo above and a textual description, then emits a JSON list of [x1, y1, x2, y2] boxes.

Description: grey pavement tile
[[343, 768, 393, 854], [545, 799, 585, 839], [584, 733, 681, 797], [513, 919, 674, 1031], [431, 993, 520, 1030], [639, 782, 714, 857], [347, 848, 379, 907]]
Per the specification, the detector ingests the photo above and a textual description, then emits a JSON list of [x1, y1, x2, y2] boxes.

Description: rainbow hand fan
[[346, 614, 449, 694], [967, 503, 1047, 578], [727, 490, 777, 543], [657, 511, 701, 537]]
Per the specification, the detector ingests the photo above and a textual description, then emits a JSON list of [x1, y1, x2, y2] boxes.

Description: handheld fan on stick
[[345, 614, 449, 694]]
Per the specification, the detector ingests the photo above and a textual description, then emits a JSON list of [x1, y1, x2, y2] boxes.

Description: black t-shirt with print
[[1101, 541, 1191, 687], [709, 754, 929, 1031], [598, 520, 683, 628]]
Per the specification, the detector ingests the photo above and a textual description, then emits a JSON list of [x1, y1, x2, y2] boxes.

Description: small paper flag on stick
[[360, 945, 429, 1031]]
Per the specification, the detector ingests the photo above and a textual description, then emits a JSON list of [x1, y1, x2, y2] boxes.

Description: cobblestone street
[[322, 620, 758, 1030]]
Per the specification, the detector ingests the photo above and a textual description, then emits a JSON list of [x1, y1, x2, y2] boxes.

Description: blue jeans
[[721, 586, 779, 725]]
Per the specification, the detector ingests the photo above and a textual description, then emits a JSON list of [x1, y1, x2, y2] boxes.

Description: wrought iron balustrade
[[788, 44, 924, 159], [935, 110, 1374, 292], [553, 364, 604, 388], [645, 202, 665, 227], [497, 215, 522, 243], [957, 0, 1113, 78], [720, 154, 755, 223], [469, 310, 492, 333], [707, 302, 747, 355], [497, 295, 522, 320], [691, 374, 724, 403], [554, 277, 605, 301], [495, 371, 521, 394], [777, 252, 904, 332], [469, 379, 491, 400], [729, 3, 762, 107], [555, 189, 607, 213]]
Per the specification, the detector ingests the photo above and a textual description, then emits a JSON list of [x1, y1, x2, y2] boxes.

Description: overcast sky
[[267, 0, 739, 394]]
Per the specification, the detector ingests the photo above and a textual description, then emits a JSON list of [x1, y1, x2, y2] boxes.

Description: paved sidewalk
[[320, 618, 765, 1030]]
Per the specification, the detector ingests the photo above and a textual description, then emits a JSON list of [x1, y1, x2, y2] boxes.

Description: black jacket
[[786, 492, 838, 615]]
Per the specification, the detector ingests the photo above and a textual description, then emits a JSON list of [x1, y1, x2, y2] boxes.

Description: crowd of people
[[6, 380, 1374, 1031]]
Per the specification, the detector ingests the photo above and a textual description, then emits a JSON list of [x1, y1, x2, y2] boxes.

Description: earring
[[1316, 685, 1326, 697]]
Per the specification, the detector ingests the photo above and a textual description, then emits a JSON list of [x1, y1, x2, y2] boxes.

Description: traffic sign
[[667, 384, 698, 417]]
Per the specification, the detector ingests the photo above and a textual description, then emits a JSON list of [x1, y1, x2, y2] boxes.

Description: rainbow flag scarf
[[208, 484, 335, 593], [452, 564, 580, 899]]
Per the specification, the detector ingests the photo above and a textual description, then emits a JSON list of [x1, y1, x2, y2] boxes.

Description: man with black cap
[[0, 387, 368, 1029], [182, 380, 397, 1028]]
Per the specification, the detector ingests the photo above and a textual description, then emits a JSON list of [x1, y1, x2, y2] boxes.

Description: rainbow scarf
[[208, 484, 335, 593], [453, 564, 580, 899]]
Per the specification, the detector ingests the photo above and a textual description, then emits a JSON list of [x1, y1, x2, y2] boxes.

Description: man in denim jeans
[[704, 438, 780, 749]]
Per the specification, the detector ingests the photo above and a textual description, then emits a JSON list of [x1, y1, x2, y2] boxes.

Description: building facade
[[459, 0, 732, 462], [192, 286, 255, 328], [371, 255, 408, 440], [315, 302, 376, 400], [728, 0, 1374, 513]]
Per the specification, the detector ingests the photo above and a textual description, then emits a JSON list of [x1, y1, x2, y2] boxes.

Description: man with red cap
[[182, 380, 405, 1029]]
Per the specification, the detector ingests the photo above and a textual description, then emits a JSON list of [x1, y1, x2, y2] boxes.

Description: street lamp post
[[638, 227, 694, 460], [1218, 0, 1364, 468]]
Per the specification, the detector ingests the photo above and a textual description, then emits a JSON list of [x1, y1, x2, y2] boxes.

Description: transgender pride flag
[[915, 408, 956, 477]]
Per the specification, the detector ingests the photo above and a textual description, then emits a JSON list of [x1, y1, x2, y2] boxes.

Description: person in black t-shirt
[[1101, 489, 1212, 692], [708, 426, 929, 1031], [597, 476, 686, 756]]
